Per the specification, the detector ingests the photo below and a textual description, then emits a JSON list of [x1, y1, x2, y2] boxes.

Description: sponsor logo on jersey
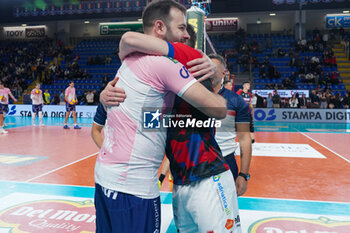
[[225, 219, 234, 229]]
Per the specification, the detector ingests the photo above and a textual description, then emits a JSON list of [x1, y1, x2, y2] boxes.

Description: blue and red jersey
[[166, 43, 229, 185]]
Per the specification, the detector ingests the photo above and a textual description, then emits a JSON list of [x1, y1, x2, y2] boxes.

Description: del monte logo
[[249, 216, 350, 233], [0, 199, 95, 233]]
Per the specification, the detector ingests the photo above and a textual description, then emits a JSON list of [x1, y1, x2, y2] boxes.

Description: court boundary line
[[24, 152, 98, 182], [295, 129, 350, 164]]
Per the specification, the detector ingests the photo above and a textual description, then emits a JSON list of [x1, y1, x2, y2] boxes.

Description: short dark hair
[[142, 0, 187, 32], [208, 53, 227, 69], [186, 24, 197, 48], [243, 81, 250, 85], [223, 80, 231, 85]]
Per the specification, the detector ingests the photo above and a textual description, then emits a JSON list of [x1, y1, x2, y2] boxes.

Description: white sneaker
[[32, 123, 36, 126], [39, 123, 45, 127], [0, 129, 8, 134]]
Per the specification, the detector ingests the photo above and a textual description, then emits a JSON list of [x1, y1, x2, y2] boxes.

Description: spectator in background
[[251, 94, 257, 108], [22, 90, 31, 104], [289, 56, 297, 68], [256, 93, 265, 108], [93, 90, 99, 105], [309, 90, 320, 108], [52, 93, 60, 105], [323, 32, 329, 45], [277, 47, 285, 57], [320, 92, 327, 109], [305, 72, 315, 83], [331, 72, 340, 84], [341, 92, 349, 109], [289, 94, 298, 108], [86, 91, 94, 105], [281, 98, 290, 108], [299, 94, 308, 109], [59, 91, 65, 105], [105, 55, 112, 65], [266, 93, 273, 108], [102, 74, 109, 86], [272, 91, 281, 108], [43, 90, 51, 105]]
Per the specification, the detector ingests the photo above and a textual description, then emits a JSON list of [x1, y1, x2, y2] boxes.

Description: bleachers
[[209, 33, 347, 96], [44, 39, 121, 97]]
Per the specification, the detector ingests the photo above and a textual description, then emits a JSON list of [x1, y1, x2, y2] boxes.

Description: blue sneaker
[[63, 125, 70, 129], [74, 125, 81, 129]]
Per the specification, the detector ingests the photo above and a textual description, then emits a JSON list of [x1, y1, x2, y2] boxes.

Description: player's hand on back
[[187, 50, 217, 82], [99, 77, 127, 107]]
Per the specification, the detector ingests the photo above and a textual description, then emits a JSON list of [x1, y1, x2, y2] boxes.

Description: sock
[[32, 113, 36, 124], [39, 112, 43, 124]]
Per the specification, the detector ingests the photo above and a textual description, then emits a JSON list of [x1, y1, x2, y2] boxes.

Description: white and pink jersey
[[0, 88, 11, 105], [65, 87, 76, 103], [95, 54, 197, 199], [30, 89, 43, 105]]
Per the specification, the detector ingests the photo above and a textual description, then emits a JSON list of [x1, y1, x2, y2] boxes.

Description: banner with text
[[205, 18, 238, 32], [253, 108, 350, 123], [99, 22, 143, 36], [326, 14, 350, 28], [2, 26, 46, 39], [252, 89, 309, 98], [7, 105, 97, 118]]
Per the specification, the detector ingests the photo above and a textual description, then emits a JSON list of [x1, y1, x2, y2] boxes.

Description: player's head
[[69, 81, 74, 87], [185, 24, 196, 48], [208, 53, 227, 87], [223, 80, 233, 91], [142, 0, 189, 43], [35, 83, 40, 89], [242, 81, 250, 91]]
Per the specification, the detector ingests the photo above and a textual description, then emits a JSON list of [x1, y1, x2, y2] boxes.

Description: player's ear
[[154, 20, 167, 37]]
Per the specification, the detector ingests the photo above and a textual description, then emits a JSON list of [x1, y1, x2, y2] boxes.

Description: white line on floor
[[25, 152, 98, 182]]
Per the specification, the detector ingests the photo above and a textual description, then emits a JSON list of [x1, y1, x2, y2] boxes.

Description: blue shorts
[[66, 102, 76, 112], [0, 104, 8, 114], [94, 183, 161, 233], [224, 152, 238, 180], [32, 104, 43, 114]]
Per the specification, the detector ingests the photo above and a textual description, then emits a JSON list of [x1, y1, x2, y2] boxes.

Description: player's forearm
[[91, 127, 103, 149], [182, 82, 227, 119], [237, 131, 252, 174], [9, 93, 16, 101], [119, 32, 169, 59], [236, 123, 252, 173]]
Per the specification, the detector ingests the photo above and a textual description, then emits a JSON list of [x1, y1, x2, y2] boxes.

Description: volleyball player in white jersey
[[30, 83, 44, 126], [0, 81, 17, 134]]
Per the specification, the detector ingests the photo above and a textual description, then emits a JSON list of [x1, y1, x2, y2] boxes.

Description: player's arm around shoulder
[[119, 31, 168, 61], [154, 56, 227, 119]]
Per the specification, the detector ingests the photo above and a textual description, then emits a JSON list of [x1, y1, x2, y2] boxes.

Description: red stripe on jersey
[[227, 110, 236, 116]]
